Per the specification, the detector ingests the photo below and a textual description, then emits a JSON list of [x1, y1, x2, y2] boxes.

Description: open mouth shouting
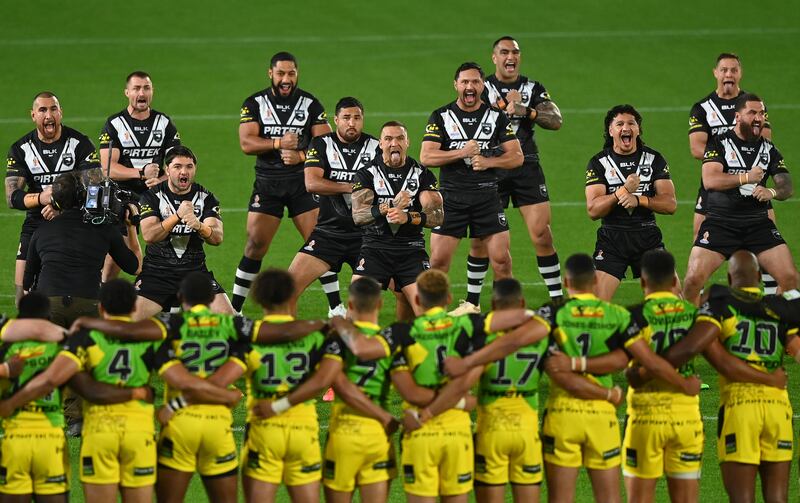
[[389, 148, 402, 166], [278, 82, 293, 96], [463, 89, 478, 106], [42, 119, 57, 136], [620, 131, 633, 150], [504, 60, 517, 74]]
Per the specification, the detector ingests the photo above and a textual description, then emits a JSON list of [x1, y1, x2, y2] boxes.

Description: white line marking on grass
[[1, 27, 797, 46], [2, 104, 800, 125]]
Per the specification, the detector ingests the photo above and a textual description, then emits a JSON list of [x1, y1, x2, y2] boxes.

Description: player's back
[[244, 315, 329, 421], [0, 339, 63, 429], [337, 322, 394, 413]]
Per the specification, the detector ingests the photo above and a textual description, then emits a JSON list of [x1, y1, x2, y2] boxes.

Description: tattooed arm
[[6, 176, 50, 210], [351, 188, 387, 226], [533, 101, 563, 130], [406, 190, 443, 228]]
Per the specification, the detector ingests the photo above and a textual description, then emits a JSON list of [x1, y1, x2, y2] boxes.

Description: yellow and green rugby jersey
[[154, 305, 253, 405], [538, 294, 633, 392], [388, 308, 485, 391], [477, 310, 549, 411], [697, 285, 798, 391], [61, 317, 159, 419], [625, 293, 699, 408], [335, 321, 408, 412], [0, 334, 63, 429], [244, 315, 341, 421]]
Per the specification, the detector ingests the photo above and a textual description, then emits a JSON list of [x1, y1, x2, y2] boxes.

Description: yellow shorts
[[717, 385, 793, 464], [542, 397, 621, 469], [0, 428, 68, 495], [157, 406, 237, 477], [475, 402, 542, 485], [400, 409, 473, 497], [323, 411, 396, 492], [623, 403, 703, 479], [242, 409, 321, 486]]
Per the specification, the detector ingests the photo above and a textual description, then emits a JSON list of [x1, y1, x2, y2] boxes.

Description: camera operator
[[23, 172, 141, 327]]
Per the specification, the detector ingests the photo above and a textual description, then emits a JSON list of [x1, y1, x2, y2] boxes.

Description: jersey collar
[[644, 291, 678, 301], [188, 304, 211, 314], [424, 306, 446, 317], [106, 315, 133, 322], [354, 320, 381, 331], [570, 293, 598, 301], [262, 314, 295, 322], [739, 287, 762, 295]]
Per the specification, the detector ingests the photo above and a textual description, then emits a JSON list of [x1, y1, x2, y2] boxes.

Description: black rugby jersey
[[99, 108, 180, 194], [688, 90, 770, 138], [138, 181, 221, 271], [240, 87, 327, 178], [6, 126, 99, 226], [305, 132, 379, 238], [422, 101, 516, 191], [585, 146, 671, 230], [702, 130, 786, 223], [483, 74, 550, 160], [351, 156, 438, 250]]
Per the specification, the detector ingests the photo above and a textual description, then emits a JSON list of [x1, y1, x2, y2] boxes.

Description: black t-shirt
[[99, 108, 181, 194], [304, 132, 380, 238], [483, 74, 550, 160], [138, 181, 221, 271], [351, 156, 439, 250], [422, 101, 516, 191], [240, 87, 327, 178], [23, 210, 138, 298], [702, 130, 787, 223], [6, 126, 100, 228], [585, 145, 671, 230]]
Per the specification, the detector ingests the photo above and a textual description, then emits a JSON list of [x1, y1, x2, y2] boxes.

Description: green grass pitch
[[1, 1, 799, 501]]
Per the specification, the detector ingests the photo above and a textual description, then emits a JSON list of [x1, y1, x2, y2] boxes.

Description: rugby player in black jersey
[[232, 52, 334, 314], [683, 94, 796, 305], [585, 105, 677, 301], [420, 62, 523, 300], [464, 36, 564, 308], [135, 146, 232, 319], [286, 97, 379, 316], [99, 71, 181, 281], [351, 121, 443, 315], [688, 53, 778, 295], [5, 92, 100, 304]]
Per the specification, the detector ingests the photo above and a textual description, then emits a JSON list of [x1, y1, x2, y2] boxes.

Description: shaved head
[[727, 250, 760, 289]]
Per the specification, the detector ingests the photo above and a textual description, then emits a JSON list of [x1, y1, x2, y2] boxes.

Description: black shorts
[[498, 160, 549, 208], [248, 175, 318, 218], [298, 230, 362, 273], [17, 231, 32, 260], [135, 265, 225, 309], [354, 247, 430, 290], [593, 226, 665, 280], [694, 185, 709, 215], [694, 217, 786, 258], [432, 190, 509, 238]]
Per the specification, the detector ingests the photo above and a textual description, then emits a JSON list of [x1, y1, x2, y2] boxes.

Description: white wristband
[[579, 356, 587, 373], [271, 397, 291, 415], [524, 309, 536, 319], [455, 397, 467, 410]]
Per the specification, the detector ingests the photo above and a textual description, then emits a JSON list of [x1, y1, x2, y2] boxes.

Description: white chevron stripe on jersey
[[110, 116, 140, 148], [19, 141, 50, 175], [254, 95, 280, 126], [440, 109, 468, 139], [288, 96, 312, 127], [700, 99, 730, 129], [145, 114, 170, 146], [54, 137, 80, 173]]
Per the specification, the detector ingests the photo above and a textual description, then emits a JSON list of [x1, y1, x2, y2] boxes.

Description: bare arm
[[197, 216, 223, 246], [5, 176, 50, 210], [546, 367, 620, 402], [310, 123, 333, 139], [585, 184, 617, 220], [390, 369, 437, 407], [141, 214, 181, 244], [161, 364, 242, 407], [0, 355, 78, 416], [583, 349, 631, 374], [688, 132, 708, 160], [330, 318, 389, 361], [332, 372, 396, 428], [635, 319, 718, 385], [478, 139, 523, 170], [305, 166, 351, 196], [351, 188, 385, 226], [253, 319, 328, 344], [446, 318, 549, 375], [282, 357, 342, 406], [203, 359, 246, 388], [702, 161, 764, 191], [418, 366, 483, 419], [239, 122, 277, 156], [69, 317, 164, 342], [68, 371, 151, 405], [703, 338, 785, 388], [644, 179, 677, 215], [626, 339, 699, 395], [1, 319, 65, 342], [99, 147, 147, 181], [416, 190, 444, 229], [772, 173, 793, 201], [419, 140, 472, 167], [534, 101, 563, 130]]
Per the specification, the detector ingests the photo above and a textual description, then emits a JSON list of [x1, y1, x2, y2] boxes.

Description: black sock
[[466, 255, 490, 305], [232, 256, 262, 312], [537, 253, 563, 298], [319, 271, 341, 309]]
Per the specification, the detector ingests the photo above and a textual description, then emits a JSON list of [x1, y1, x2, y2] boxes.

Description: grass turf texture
[[1, 1, 800, 501]]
